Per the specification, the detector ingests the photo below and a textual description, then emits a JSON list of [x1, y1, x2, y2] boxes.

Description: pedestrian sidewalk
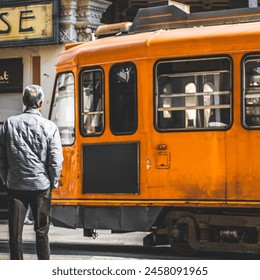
[[0, 221, 145, 245]]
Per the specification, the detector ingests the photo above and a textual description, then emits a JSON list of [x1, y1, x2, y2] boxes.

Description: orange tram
[[50, 3, 260, 256]]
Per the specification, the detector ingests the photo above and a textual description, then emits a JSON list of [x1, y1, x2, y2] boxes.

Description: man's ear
[[38, 101, 44, 109]]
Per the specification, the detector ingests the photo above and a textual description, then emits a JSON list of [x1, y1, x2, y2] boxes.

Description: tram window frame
[[154, 57, 232, 131], [50, 71, 75, 146], [242, 54, 260, 129], [109, 62, 138, 135], [80, 68, 105, 137]]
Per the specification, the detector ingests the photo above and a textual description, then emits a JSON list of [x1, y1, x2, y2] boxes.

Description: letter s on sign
[[0, 12, 11, 34]]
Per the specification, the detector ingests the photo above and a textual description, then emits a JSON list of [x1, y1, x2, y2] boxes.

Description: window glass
[[155, 57, 232, 131], [109, 62, 137, 134], [81, 69, 104, 135], [243, 55, 260, 128], [50, 72, 75, 145]]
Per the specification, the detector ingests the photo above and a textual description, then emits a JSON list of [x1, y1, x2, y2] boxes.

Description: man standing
[[0, 85, 63, 260]]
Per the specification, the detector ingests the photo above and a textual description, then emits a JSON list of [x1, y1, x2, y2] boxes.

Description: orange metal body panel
[[52, 22, 260, 208]]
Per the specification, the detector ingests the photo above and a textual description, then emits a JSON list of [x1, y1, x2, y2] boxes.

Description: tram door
[[80, 62, 139, 195], [150, 57, 231, 201]]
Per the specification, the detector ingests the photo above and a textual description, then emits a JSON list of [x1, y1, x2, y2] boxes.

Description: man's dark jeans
[[8, 188, 52, 260]]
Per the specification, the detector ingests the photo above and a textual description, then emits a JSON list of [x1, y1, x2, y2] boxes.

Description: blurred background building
[[103, 0, 259, 22]]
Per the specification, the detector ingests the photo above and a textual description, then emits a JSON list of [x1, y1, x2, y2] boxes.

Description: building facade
[[0, 0, 112, 120]]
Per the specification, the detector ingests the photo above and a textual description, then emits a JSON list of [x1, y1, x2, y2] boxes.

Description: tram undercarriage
[[51, 205, 260, 256], [154, 210, 260, 256]]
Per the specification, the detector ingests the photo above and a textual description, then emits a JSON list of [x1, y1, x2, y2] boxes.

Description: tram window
[[50, 72, 75, 145], [109, 62, 137, 135], [81, 69, 104, 136], [155, 57, 232, 131], [243, 55, 260, 128]]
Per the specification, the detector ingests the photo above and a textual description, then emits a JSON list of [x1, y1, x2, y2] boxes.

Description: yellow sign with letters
[[0, 3, 53, 41]]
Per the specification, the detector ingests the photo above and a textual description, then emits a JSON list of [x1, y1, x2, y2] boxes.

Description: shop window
[[155, 57, 232, 131], [0, 57, 23, 126]]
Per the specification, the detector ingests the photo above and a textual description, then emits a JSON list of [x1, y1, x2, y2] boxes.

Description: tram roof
[[56, 19, 260, 69], [56, 5, 260, 68]]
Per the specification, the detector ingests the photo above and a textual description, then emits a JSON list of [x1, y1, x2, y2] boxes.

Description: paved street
[[0, 221, 150, 260]]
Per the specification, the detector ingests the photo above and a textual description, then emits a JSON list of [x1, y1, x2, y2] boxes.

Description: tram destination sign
[[0, 0, 58, 47]]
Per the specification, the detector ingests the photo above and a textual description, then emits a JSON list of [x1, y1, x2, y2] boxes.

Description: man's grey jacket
[[0, 108, 63, 191]]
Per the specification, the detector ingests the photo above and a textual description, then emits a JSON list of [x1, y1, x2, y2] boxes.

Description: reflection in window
[[243, 55, 260, 128], [185, 82, 197, 127], [203, 82, 214, 127], [50, 72, 75, 145], [109, 62, 137, 134], [162, 83, 172, 119], [81, 69, 104, 135], [155, 57, 231, 131]]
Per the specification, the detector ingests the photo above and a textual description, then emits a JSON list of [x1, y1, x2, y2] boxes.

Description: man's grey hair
[[23, 85, 44, 109]]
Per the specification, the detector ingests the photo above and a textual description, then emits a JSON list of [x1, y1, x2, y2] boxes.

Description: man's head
[[23, 85, 44, 109]]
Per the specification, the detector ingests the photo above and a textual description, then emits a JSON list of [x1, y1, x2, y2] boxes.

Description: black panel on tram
[[82, 142, 139, 194]]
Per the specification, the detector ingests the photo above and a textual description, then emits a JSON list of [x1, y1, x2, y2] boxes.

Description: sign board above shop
[[0, 58, 23, 93], [0, 0, 59, 47]]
